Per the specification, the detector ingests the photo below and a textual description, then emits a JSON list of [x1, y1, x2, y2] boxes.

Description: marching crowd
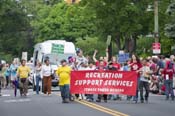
[[0, 48, 175, 104]]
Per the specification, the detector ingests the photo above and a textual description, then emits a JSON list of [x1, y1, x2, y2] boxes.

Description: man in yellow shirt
[[17, 59, 30, 97], [56, 59, 71, 103]]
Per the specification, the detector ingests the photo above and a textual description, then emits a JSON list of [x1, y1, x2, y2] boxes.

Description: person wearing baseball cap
[[56, 59, 72, 103]]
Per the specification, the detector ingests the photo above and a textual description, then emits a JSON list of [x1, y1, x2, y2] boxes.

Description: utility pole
[[152, 0, 161, 54], [154, 0, 159, 42]]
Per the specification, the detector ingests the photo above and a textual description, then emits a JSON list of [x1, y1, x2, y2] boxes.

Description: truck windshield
[[43, 54, 75, 65]]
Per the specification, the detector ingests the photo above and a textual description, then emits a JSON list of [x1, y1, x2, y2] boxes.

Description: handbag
[[50, 65, 55, 79]]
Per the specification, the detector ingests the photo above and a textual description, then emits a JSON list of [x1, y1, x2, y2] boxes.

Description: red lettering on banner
[[71, 71, 137, 96]]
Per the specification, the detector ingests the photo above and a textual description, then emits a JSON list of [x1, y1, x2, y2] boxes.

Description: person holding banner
[[139, 59, 151, 103], [77, 62, 88, 100], [106, 62, 120, 101], [111, 56, 121, 70], [85, 61, 96, 102], [56, 59, 71, 103], [129, 54, 142, 103], [96, 60, 108, 103]]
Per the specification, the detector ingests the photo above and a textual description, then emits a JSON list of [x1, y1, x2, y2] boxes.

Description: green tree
[[165, 0, 175, 38], [79, 0, 154, 54], [0, 0, 31, 61], [32, 1, 96, 43]]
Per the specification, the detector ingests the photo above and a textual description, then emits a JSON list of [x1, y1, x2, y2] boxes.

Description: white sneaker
[[78, 97, 82, 100]]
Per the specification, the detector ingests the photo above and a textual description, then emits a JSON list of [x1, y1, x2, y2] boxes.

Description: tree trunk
[[124, 37, 130, 53], [115, 34, 121, 53], [131, 35, 137, 54]]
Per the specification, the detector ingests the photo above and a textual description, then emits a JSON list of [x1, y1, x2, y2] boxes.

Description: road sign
[[51, 43, 64, 54], [22, 52, 28, 61], [152, 42, 161, 54]]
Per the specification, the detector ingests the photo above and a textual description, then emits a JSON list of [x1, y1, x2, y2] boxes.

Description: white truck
[[32, 40, 76, 90]]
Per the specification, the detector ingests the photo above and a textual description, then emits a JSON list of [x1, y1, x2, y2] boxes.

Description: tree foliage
[[165, 0, 175, 38], [0, 0, 31, 61], [32, 1, 96, 43], [0, 0, 175, 62]]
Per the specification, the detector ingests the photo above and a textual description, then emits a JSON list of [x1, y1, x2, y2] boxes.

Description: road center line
[[76, 100, 120, 116], [76, 100, 129, 116], [56, 93, 128, 116]]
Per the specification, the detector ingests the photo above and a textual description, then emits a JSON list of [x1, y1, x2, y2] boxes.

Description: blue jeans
[[60, 84, 70, 101], [86, 94, 94, 101], [165, 80, 174, 99], [133, 77, 140, 101], [36, 75, 41, 94]]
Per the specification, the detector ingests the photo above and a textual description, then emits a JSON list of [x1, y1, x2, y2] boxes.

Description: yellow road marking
[[56, 93, 129, 116], [76, 100, 129, 116], [76, 100, 121, 116]]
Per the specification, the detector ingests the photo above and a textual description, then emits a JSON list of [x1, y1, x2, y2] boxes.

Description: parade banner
[[70, 71, 137, 96]]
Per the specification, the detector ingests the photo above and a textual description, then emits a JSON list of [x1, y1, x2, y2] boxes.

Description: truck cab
[[33, 40, 76, 90]]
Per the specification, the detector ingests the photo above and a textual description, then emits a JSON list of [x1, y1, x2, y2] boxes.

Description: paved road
[[0, 89, 175, 116]]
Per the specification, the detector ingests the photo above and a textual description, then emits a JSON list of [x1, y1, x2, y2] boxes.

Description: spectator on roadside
[[0, 63, 4, 96], [0, 64, 6, 89], [56, 59, 71, 103], [157, 55, 165, 75], [162, 61, 175, 101], [139, 59, 151, 103], [170, 55, 175, 69], [41, 59, 52, 96], [17, 60, 30, 97], [35, 61, 42, 95], [4, 63, 11, 88]]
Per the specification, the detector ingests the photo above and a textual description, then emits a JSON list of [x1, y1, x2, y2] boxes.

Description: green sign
[[51, 44, 64, 54]]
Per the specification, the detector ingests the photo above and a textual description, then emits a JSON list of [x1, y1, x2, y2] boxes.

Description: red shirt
[[162, 68, 174, 80], [130, 62, 142, 77], [95, 61, 107, 67], [112, 63, 120, 70], [130, 62, 142, 71]]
